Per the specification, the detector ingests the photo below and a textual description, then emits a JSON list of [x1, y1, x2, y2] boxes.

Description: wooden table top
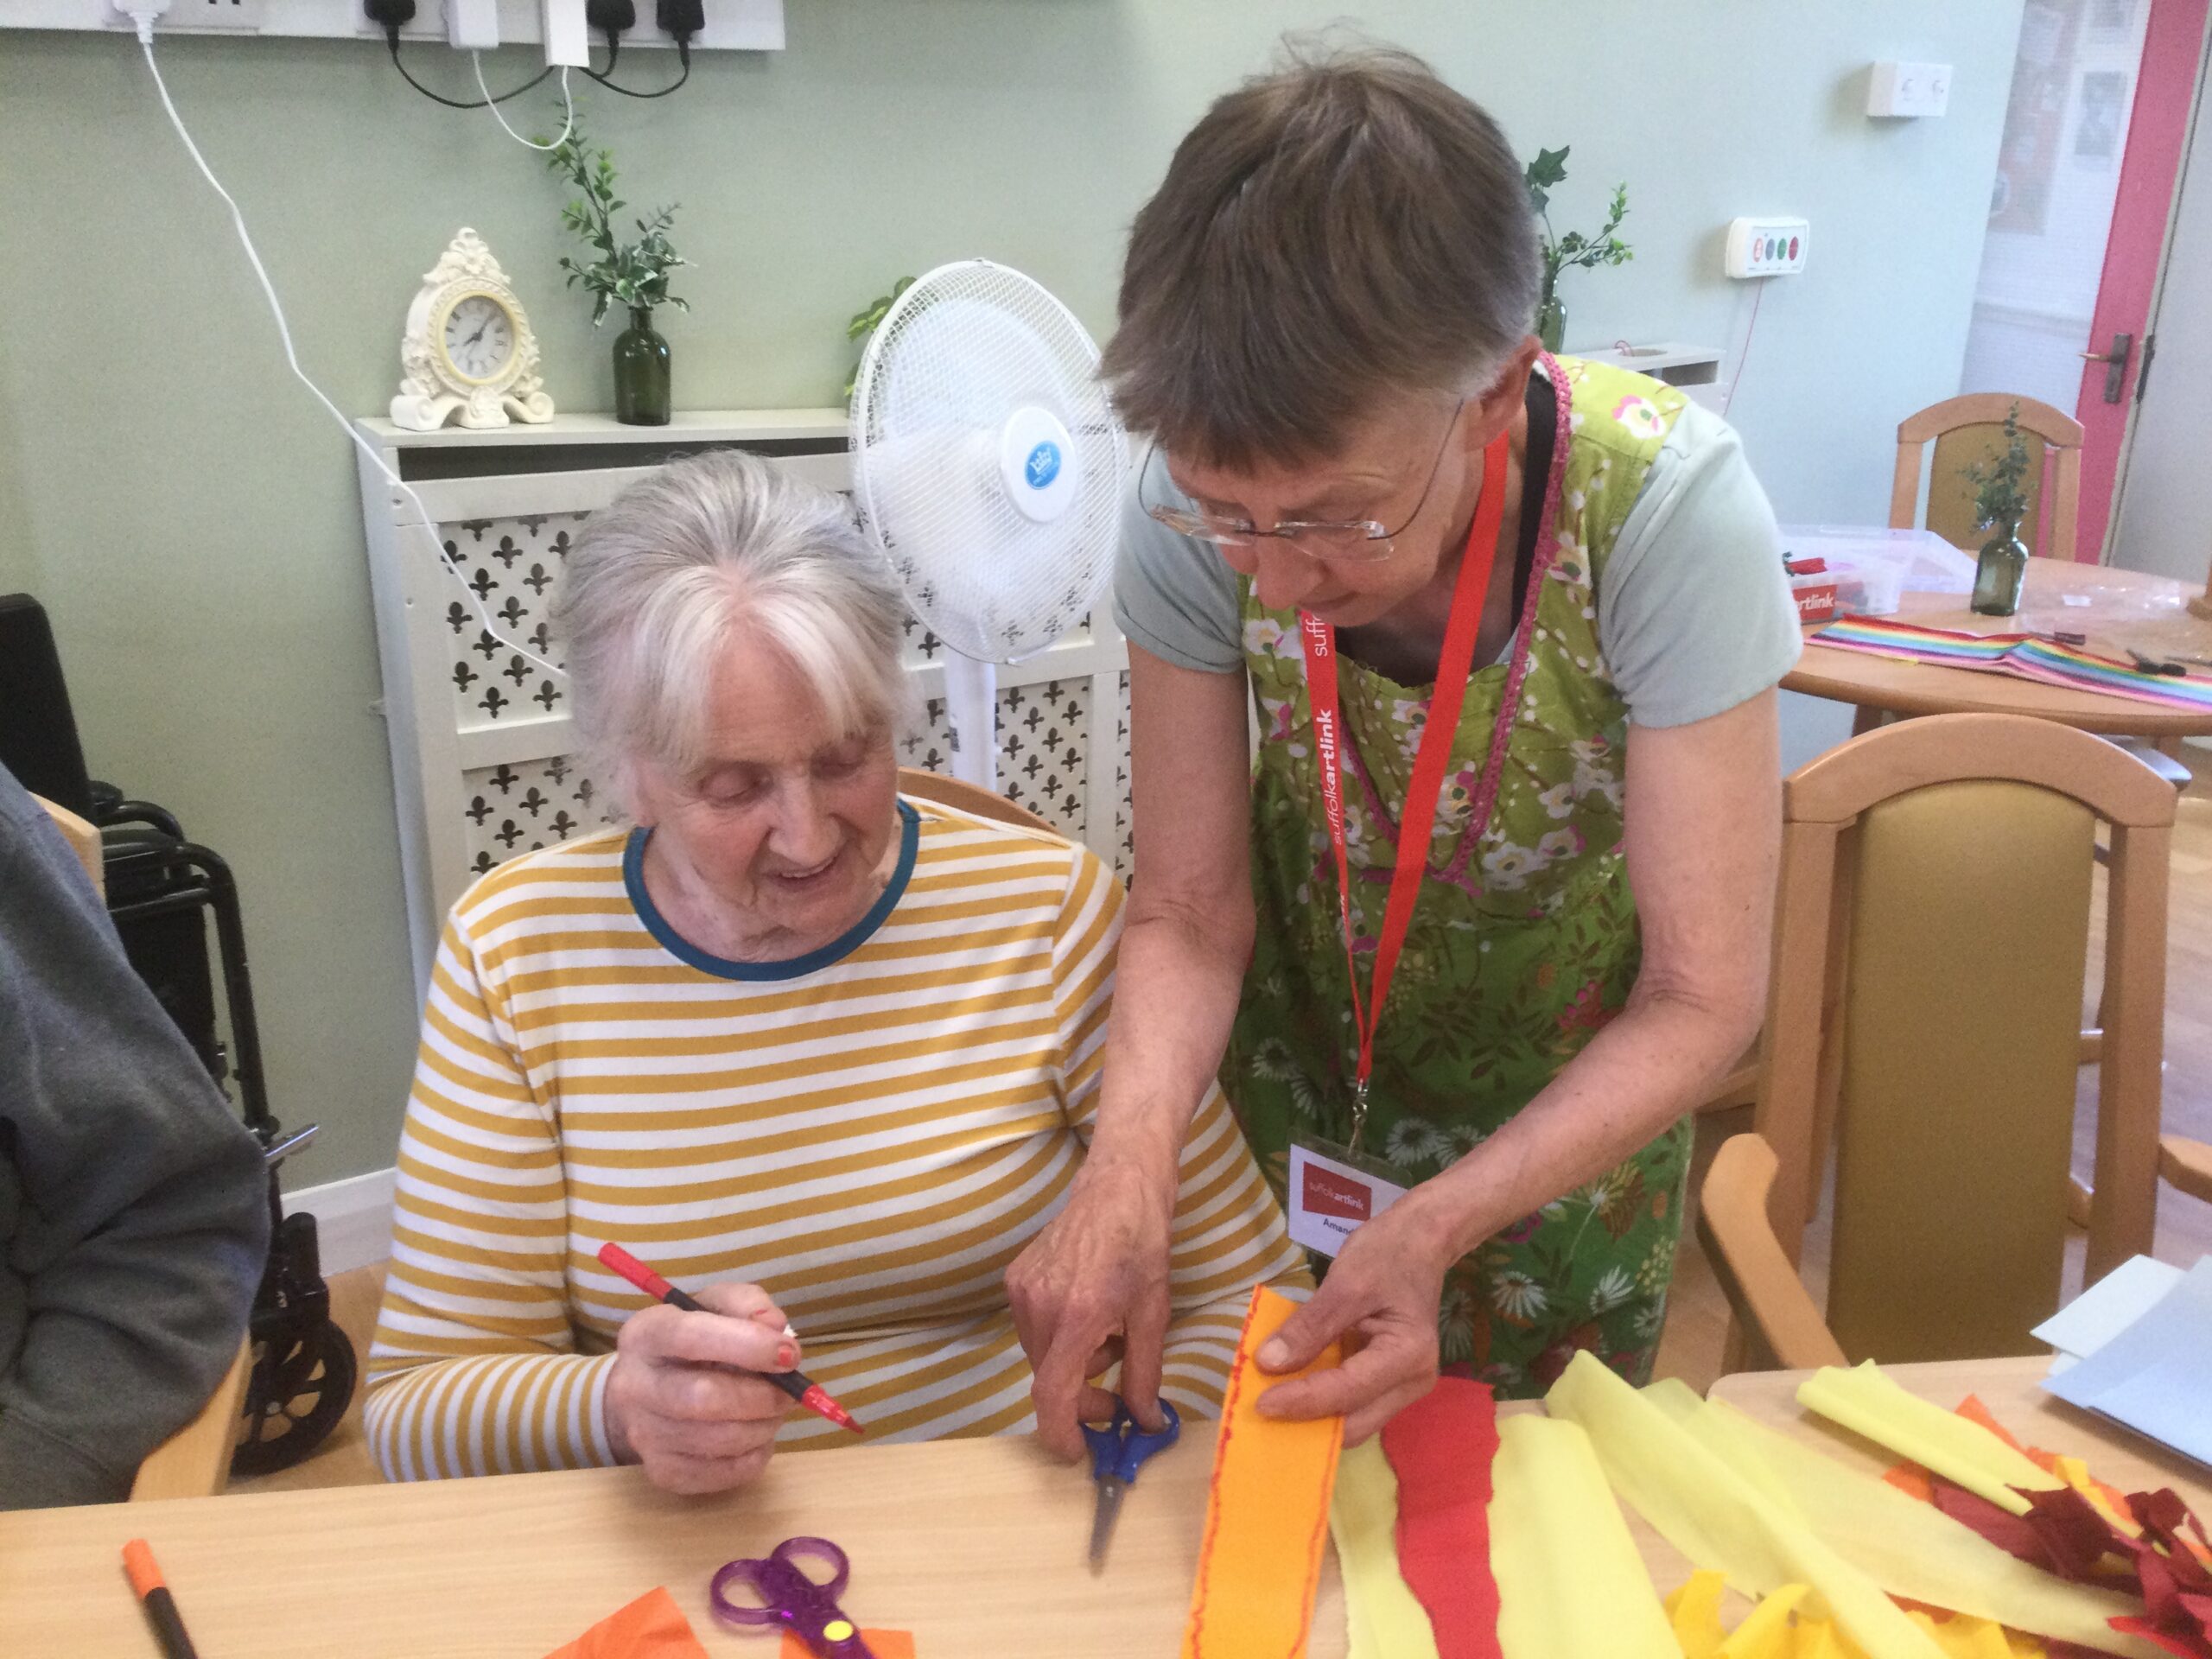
[[1784, 558, 2212, 736], [2, 1358, 2196, 1657]]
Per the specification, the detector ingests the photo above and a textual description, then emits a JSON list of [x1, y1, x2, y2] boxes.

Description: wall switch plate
[[1868, 60, 1951, 118], [1725, 216, 1809, 278]]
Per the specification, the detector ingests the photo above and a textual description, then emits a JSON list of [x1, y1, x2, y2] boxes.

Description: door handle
[[2078, 332, 2133, 404]]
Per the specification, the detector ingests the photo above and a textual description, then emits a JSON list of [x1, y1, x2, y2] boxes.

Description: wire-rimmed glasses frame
[[1138, 397, 1468, 563]]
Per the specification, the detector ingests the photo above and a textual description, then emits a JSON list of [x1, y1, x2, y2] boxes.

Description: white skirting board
[[286, 1166, 397, 1275]]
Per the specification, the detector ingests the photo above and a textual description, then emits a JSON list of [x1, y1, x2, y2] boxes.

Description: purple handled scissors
[[710, 1536, 876, 1658]]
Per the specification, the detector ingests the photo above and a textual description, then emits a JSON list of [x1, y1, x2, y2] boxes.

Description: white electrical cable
[[475, 55, 574, 150], [129, 18, 567, 680]]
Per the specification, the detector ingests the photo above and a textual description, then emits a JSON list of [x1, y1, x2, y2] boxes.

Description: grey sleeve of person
[[0, 768, 270, 1509], [1112, 450, 1246, 676], [1597, 400, 1803, 728]]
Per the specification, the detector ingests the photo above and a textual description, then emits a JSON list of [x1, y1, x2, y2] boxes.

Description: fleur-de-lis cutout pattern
[[897, 678, 1092, 844], [442, 514, 588, 731], [460, 755, 622, 879], [1111, 668, 1134, 885]]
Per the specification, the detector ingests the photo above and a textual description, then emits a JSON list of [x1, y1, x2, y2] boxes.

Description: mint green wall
[[0, 2, 2020, 1184]]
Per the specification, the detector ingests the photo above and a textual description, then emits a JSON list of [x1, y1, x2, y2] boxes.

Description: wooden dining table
[[3, 1356, 2202, 1657], [1783, 557, 2212, 739]]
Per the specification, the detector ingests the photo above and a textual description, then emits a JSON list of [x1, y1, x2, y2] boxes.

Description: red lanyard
[[1298, 430, 1510, 1148]]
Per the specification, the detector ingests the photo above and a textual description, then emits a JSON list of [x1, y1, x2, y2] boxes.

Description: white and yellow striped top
[[365, 797, 1306, 1481]]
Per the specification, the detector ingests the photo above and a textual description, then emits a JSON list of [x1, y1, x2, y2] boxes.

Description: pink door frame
[[2077, 0, 2212, 561]]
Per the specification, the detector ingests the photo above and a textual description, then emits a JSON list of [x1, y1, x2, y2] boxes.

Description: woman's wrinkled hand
[[1251, 1197, 1451, 1446], [1007, 1154, 1179, 1460], [605, 1281, 797, 1495]]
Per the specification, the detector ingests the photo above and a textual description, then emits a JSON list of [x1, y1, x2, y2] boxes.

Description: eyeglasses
[[1140, 398, 1467, 563]]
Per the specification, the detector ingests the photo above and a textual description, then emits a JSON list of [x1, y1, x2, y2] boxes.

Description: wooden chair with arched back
[[1696, 715, 2212, 1372], [897, 767, 1062, 839], [1890, 393, 2084, 563]]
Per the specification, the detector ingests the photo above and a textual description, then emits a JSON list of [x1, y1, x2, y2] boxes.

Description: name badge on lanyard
[[1285, 427, 1522, 1257]]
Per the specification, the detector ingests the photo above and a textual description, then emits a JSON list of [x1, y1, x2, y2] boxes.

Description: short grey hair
[[551, 448, 915, 806], [1103, 38, 1541, 468]]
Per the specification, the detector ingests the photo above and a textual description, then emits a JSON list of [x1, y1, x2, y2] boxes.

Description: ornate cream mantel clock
[[390, 229, 555, 432]]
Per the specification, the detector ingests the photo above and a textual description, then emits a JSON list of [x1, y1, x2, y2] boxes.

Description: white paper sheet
[[2040, 1256, 2212, 1470]]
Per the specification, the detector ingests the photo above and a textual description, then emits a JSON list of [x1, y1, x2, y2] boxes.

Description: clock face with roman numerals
[[435, 291, 520, 388]]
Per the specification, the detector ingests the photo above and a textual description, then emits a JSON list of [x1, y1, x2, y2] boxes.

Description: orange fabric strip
[[779, 1632, 915, 1659], [1180, 1286, 1346, 1659]]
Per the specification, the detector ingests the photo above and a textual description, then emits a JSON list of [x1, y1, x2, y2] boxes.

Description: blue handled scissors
[[1082, 1395, 1181, 1573], [710, 1535, 875, 1658]]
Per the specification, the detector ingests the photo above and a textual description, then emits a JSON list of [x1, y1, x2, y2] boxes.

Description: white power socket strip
[[156, 0, 263, 26], [30, 0, 781, 47]]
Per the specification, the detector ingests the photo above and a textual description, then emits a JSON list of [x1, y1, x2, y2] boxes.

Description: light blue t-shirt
[[1114, 398, 1802, 728]]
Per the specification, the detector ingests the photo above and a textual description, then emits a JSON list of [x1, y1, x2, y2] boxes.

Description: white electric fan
[[849, 260, 1128, 789]]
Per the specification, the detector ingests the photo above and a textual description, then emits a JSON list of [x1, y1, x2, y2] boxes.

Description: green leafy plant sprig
[[1961, 401, 2034, 543], [1522, 145, 1632, 306], [843, 276, 917, 399], [542, 119, 690, 327]]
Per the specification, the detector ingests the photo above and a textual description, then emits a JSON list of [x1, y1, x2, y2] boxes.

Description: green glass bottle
[[613, 307, 671, 427], [1970, 530, 2029, 617]]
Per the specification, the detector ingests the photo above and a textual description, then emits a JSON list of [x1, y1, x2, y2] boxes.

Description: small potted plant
[[544, 119, 690, 426], [1964, 403, 2035, 616], [1522, 146, 1631, 353]]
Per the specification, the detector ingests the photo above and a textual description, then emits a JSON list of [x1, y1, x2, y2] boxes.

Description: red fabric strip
[[1380, 1377, 1503, 1659]]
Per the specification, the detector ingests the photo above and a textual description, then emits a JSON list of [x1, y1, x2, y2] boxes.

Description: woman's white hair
[[551, 448, 915, 808]]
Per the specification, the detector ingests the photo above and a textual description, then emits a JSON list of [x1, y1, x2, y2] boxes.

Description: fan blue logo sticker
[[1025, 441, 1063, 490]]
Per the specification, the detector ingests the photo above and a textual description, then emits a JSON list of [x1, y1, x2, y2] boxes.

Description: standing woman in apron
[[1008, 42, 1803, 1455]]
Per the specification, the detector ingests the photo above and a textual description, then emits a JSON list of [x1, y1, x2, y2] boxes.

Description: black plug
[[587, 0, 633, 33], [655, 0, 702, 45], [363, 0, 414, 29]]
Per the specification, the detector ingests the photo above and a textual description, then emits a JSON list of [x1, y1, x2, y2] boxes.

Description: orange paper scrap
[[1180, 1285, 1346, 1659], [780, 1632, 915, 1659], [543, 1588, 711, 1659]]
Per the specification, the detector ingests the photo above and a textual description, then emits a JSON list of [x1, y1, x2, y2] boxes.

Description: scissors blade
[[1088, 1477, 1127, 1574]]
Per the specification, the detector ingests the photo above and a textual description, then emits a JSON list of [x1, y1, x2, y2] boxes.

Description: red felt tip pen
[[123, 1540, 200, 1659], [597, 1242, 862, 1434]]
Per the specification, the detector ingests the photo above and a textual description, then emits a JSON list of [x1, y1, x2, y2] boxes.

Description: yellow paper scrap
[[1489, 1414, 1679, 1659], [1327, 1437, 1439, 1659], [1546, 1351, 1947, 1659], [1669, 1577, 2054, 1659], [1796, 1364, 2062, 1516], [1669, 1569, 1731, 1658]]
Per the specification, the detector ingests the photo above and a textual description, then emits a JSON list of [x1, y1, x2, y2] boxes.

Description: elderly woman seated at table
[[364, 450, 1305, 1492]]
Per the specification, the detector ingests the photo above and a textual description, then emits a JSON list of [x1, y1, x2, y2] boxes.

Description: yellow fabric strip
[[1546, 1351, 1948, 1659], [1328, 1438, 1440, 1659], [1490, 1414, 1680, 1659], [1795, 1364, 2062, 1516], [1180, 1287, 1344, 1659], [1663, 1394, 2158, 1659]]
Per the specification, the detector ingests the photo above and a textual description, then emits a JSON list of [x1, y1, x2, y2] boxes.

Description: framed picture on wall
[[2075, 70, 2128, 162]]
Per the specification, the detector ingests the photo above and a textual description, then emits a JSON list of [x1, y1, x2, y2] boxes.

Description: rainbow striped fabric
[[363, 798, 1307, 1482], [1814, 616, 2212, 713]]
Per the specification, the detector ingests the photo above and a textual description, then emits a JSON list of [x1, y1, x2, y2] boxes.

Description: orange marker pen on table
[[597, 1243, 862, 1435], [123, 1541, 201, 1659]]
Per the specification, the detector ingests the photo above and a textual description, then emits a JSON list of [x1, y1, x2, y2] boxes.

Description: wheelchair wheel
[[231, 1320, 357, 1478]]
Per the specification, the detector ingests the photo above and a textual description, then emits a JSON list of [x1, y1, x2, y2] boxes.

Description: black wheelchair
[[1, 594, 357, 1477]]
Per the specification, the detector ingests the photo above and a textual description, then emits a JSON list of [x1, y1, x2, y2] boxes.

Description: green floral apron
[[1222, 354, 1693, 1397]]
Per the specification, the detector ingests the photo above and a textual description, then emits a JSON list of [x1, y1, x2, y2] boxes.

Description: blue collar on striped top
[[622, 800, 920, 982]]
